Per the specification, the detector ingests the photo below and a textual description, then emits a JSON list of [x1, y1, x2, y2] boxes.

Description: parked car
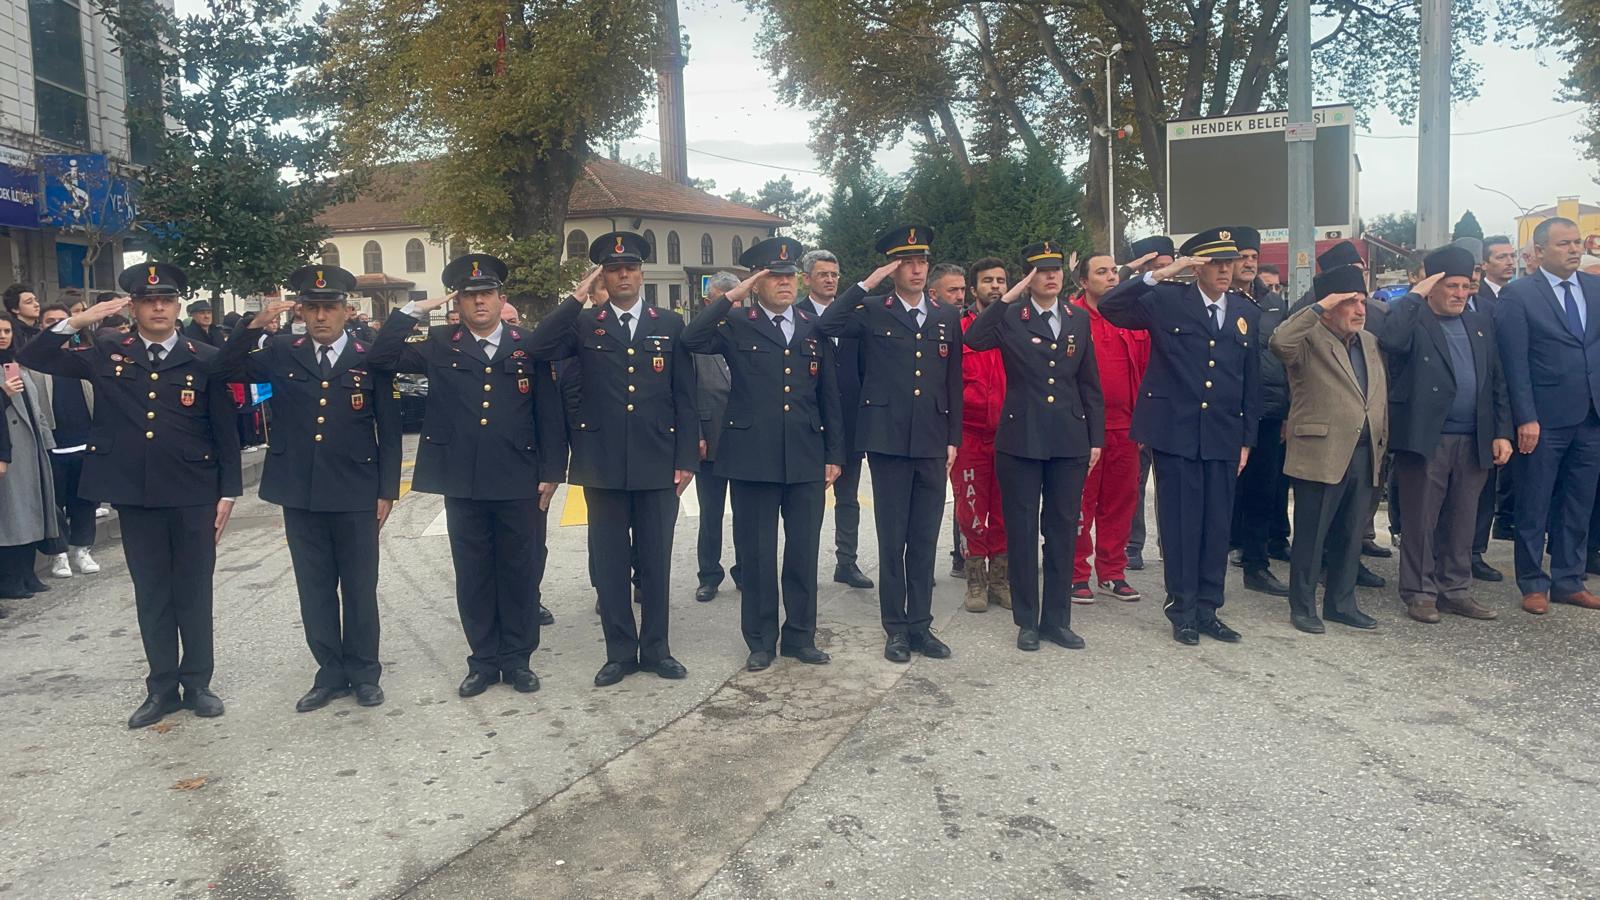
[[395, 373, 427, 430]]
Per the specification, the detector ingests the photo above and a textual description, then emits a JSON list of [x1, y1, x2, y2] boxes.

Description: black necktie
[[319, 345, 333, 377], [1562, 281, 1583, 339], [1039, 308, 1053, 336], [620, 311, 634, 339], [478, 338, 491, 358], [148, 343, 164, 366], [1207, 303, 1222, 332], [910, 307, 923, 328], [772, 314, 786, 340]]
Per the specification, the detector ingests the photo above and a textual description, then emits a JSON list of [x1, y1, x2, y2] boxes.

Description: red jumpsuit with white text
[[952, 309, 1007, 557], [1073, 294, 1150, 582]]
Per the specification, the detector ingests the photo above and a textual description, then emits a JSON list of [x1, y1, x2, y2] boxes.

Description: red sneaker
[[1098, 579, 1142, 602], [1070, 582, 1095, 604]]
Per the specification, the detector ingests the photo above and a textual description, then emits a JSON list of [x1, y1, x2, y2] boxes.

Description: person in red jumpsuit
[[1072, 252, 1150, 603], [951, 257, 1011, 611]]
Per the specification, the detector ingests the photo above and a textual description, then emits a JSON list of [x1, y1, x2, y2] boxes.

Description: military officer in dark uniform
[[815, 224, 964, 662], [20, 263, 243, 728], [214, 265, 401, 711], [368, 254, 567, 698], [964, 241, 1105, 652], [1124, 234, 1177, 572], [684, 237, 844, 671], [1100, 228, 1262, 645], [529, 232, 698, 687]]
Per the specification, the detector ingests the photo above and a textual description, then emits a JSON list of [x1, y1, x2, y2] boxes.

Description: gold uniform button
[[144, 431, 154, 439], [627, 366, 635, 374], [484, 384, 492, 392], [626, 404, 635, 412], [1208, 360, 1216, 368], [150, 373, 159, 381], [1208, 340, 1216, 348], [1046, 395, 1055, 403], [916, 333, 923, 340], [318, 398, 327, 406], [1050, 343, 1058, 351], [783, 385, 792, 393], [484, 366, 492, 374], [627, 384, 637, 393], [482, 401, 490, 409], [1201, 402, 1209, 409], [315, 434, 323, 441], [316, 416, 325, 424], [1048, 360, 1057, 368], [913, 388, 922, 397], [627, 348, 636, 356], [1205, 381, 1213, 389], [783, 349, 792, 356], [784, 367, 792, 375], [322, 380, 330, 389], [1047, 377, 1056, 385], [783, 403, 791, 411], [480, 418, 489, 425], [145, 411, 155, 420], [915, 351, 923, 359], [147, 391, 156, 399]]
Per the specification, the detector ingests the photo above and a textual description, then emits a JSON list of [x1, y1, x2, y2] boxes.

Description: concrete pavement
[[2, 448, 1599, 899]]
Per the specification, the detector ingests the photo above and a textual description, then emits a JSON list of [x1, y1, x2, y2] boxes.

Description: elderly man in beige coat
[[1270, 264, 1389, 634]]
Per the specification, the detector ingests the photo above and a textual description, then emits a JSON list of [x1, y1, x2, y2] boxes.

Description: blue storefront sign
[[37, 154, 136, 232], [0, 163, 37, 228]]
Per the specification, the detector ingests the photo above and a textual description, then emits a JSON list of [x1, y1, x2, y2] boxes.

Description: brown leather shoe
[[1554, 590, 1600, 609], [1438, 597, 1498, 620], [1407, 601, 1442, 624], [1522, 592, 1549, 615]]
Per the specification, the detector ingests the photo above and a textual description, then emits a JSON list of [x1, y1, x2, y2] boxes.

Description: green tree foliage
[[1368, 211, 1418, 249], [320, 0, 659, 311], [1453, 210, 1485, 240], [96, 0, 349, 298], [816, 165, 903, 279], [1504, 0, 1600, 174]]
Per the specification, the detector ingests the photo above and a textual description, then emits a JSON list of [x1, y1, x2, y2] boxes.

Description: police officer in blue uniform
[[214, 265, 401, 711], [529, 232, 698, 687], [815, 225, 964, 662], [964, 240, 1105, 652], [368, 254, 567, 698], [683, 237, 844, 671], [19, 263, 243, 728], [1100, 228, 1262, 645]]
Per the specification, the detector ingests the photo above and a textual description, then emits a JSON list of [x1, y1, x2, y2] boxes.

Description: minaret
[[656, 0, 689, 185]]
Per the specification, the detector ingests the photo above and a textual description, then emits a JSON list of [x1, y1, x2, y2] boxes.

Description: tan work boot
[[988, 554, 1012, 609], [963, 558, 988, 611]]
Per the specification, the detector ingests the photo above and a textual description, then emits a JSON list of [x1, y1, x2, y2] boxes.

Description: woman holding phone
[[0, 316, 60, 606]]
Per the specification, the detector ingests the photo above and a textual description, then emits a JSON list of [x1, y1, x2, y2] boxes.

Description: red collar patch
[[451, 328, 463, 342], [352, 341, 366, 353], [121, 335, 136, 346], [293, 336, 307, 347], [646, 307, 659, 319], [596, 309, 609, 322], [508, 328, 522, 341]]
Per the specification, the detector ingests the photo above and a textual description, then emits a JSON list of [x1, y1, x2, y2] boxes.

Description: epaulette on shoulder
[[405, 332, 427, 343]]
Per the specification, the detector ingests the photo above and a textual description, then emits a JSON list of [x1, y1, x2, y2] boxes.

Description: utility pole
[[1286, 0, 1315, 303], [1416, 0, 1451, 249], [1089, 38, 1122, 253]]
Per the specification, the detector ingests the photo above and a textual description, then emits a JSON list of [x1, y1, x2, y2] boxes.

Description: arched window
[[700, 233, 714, 265], [320, 243, 339, 267], [642, 229, 657, 263], [667, 231, 681, 265], [362, 240, 382, 274], [732, 235, 743, 262], [566, 229, 589, 261], [404, 238, 426, 273]]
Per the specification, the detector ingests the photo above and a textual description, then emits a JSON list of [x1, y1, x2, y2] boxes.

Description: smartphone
[[2, 362, 19, 382]]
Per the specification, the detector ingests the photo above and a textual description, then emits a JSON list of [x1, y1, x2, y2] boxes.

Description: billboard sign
[[37, 154, 137, 232], [0, 163, 37, 228]]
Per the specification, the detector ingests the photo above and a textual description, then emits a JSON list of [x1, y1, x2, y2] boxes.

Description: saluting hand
[[724, 269, 769, 305], [250, 299, 296, 330], [999, 270, 1035, 304], [572, 266, 603, 305], [1410, 271, 1447, 298], [412, 292, 457, 314], [1124, 251, 1158, 271], [66, 297, 131, 331], [1152, 256, 1207, 282], [863, 260, 902, 292]]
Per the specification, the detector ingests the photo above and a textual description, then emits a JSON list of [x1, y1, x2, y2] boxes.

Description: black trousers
[[695, 468, 741, 588], [1153, 451, 1238, 627], [867, 453, 944, 636], [1473, 463, 1502, 556], [730, 479, 824, 653], [1128, 444, 1154, 553], [442, 497, 545, 677], [117, 503, 216, 698], [1233, 418, 1285, 570], [1288, 450, 1372, 621], [995, 452, 1088, 631], [1511, 412, 1600, 596], [587, 486, 677, 664], [0, 544, 36, 591], [284, 507, 381, 687], [49, 451, 96, 547], [832, 451, 865, 568]]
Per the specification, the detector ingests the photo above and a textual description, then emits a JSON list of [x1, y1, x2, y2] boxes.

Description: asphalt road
[[2, 441, 1598, 899]]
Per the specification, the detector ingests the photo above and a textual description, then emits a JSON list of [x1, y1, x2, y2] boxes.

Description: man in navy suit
[[1493, 216, 1600, 614], [1100, 228, 1262, 645]]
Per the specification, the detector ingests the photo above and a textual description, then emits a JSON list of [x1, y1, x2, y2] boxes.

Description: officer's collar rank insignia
[[293, 336, 306, 347], [596, 308, 608, 322], [180, 389, 195, 407], [653, 355, 665, 373], [1021, 306, 1031, 321], [748, 308, 759, 320], [508, 329, 522, 341], [351, 393, 365, 410], [646, 307, 659, 319], [451, 329, 463, 342], [1237, 317, 1248, 335], [121, 335, 136, 346], [186, 341, 196, 353]]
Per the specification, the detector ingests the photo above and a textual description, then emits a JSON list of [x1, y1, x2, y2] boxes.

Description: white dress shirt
[[1030, 298, 1061, 338]]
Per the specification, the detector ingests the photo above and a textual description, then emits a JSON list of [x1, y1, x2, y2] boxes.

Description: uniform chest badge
[[1030, 337, 1042, 344], [810, 360, 819, 377], [653, 356, 665, 373], [594, 328, 606, 336], [1066, 337, 1077, 358], [351, 392, 365, 410], [1236, 317, 1248, 335], [518, 377, 530, 394], [110, 353, 123, 362], [939, 343, 949, 358], [180, 389, 195, 407]]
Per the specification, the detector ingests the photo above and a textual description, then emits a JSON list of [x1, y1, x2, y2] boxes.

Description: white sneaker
[[70, 547, 100, 574], [94, 506, 110, 519], [50, 553, 72, 578]]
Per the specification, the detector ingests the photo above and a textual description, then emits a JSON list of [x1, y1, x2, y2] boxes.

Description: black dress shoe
[[1472, 556, 1506, 582], [507, 667, 541, 693], [1356, 564, 1385, 588], [746, 650, 774, 671], [695, 583, 717, 602], [1198, 619, 1242, 643], [0, 586, 34, 600], [458, 671, 496, 697], [538, 605, 554, 626], [780, 646, 831, 665], [649, 657, 688, 679], [833, 565, 874, 589], [884, 633, 911, 663], [1267, 541, 1292, 562], [1172, 625, 1200, 645], [1017, 627, 1040, 651], [354, 683, 385, 707], [185, 687, 225, 717], [909, 631, 952, 658], [1360, 539, 1392, 558], [1125, 549, 1145, 571], [1491, 520, 1516, 541], [1324, 609, 1378, 630], [1243, 568, 1290, 597], [1039, 624, 1086, 649], [294, 685, 348, 712], [127, 693, 181, 729], [1290, 614, 1326, 634], [1229, 549, 1244, 568], [594, 660, 638, 687]]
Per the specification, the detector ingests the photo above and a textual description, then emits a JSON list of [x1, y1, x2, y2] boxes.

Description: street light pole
[[1089, 40, 1122, 252], [1286, 0, 1315, 303], [1474, 183, 1535, 276]]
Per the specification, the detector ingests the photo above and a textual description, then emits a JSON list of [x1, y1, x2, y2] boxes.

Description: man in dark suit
[[1123, 234, 1175, 572], [1493, 216, 1600, 614], [1100, 228, 1261, 645], [684, 238, 844, 670], [215, 265, 402, 711], [1380, 247, 1512, 624], [1467, 235, 1515, 581], [692, 272, 740, 603], [368, 254, 567, 697], [815, 224, 963, 662], [529, 232, 698, 686], [182, 300, 222, 347], [19, 264, 242, 729], [795, 248, 872, 590], [964, 240, 1104, 651]]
